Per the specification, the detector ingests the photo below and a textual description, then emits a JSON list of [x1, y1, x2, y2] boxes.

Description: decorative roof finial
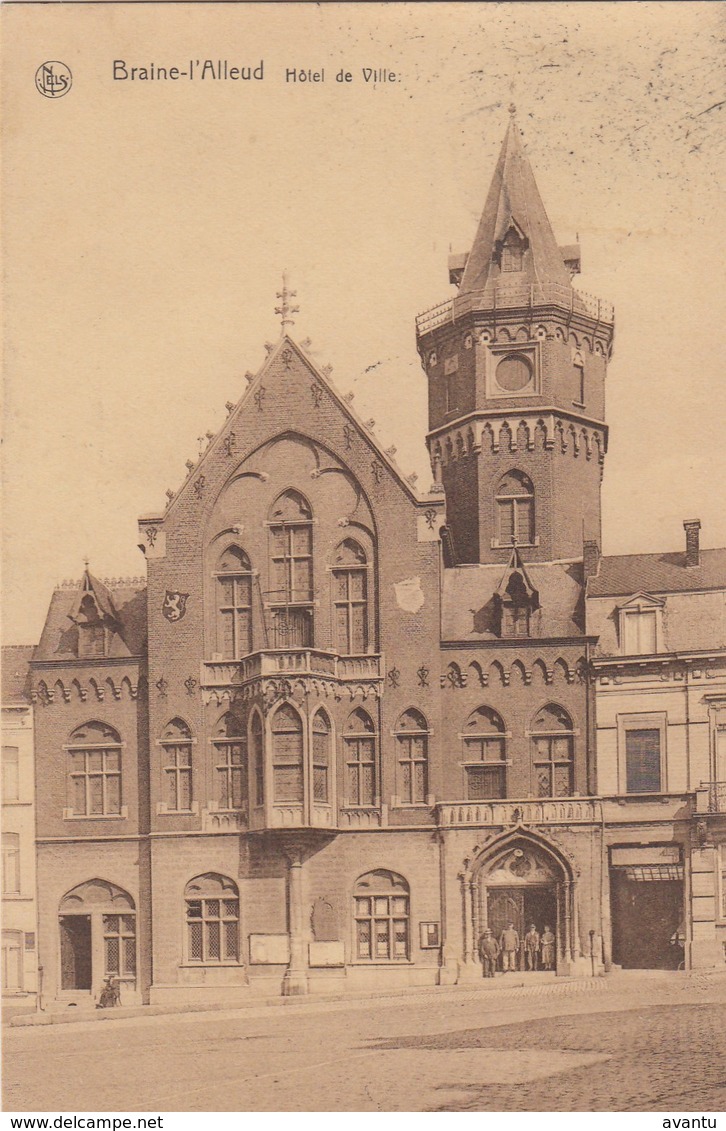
[[275, 271, 299, 333]]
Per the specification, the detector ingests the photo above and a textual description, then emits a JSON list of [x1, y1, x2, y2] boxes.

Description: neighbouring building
[[2, 646, 38, 1014], [29, 111, 726, 1009]]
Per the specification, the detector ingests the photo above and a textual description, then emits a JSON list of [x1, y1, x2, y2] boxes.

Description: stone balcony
[[436, 797, 602, 829], [200, 648, 384, 705]]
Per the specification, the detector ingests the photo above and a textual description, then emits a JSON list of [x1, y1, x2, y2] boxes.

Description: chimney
[[683, 520, 701, 567], [583, 540, 601, 581]]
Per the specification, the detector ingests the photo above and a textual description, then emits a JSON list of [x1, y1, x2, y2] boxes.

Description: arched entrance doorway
[[469, 831, 578, 974], [58, 879, 136, 1002]]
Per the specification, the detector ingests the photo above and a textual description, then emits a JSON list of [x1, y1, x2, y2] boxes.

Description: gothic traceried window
[[353, 870, 410, 962], [216, 545, 253, 659], [333, 539, 369, 655], [68, 721, 122, 817], [530, 704, 574, 798], [213, 713, 247, 812], [184, 874, 239, 965], [271, 703, 303, 804], [161, 718, 193, 812], [496, 470, 535, 546], [344, 708, 377, 808], [312, 710, 331, 804], [463, 707, 507, 800], [394, 709, 429, 806], [268, 490, 314, 648]]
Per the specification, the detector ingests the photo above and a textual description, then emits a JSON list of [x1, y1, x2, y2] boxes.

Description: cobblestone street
[[5, 973, 726, 1112]]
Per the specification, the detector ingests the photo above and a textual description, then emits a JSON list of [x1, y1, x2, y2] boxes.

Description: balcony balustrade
[[201, 648, 384, 703], [696, 781, 726, 815], [436, 797, 602, 828], [415, 281, 614, 336]]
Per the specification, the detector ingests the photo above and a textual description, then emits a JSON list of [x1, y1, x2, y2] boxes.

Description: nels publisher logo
[[35, 61, 72, 98]]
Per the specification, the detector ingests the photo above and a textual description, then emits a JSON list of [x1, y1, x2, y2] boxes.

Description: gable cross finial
[[275, 270, 299, 333]]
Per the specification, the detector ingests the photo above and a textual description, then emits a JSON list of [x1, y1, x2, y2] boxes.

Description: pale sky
[[2, 1, 725, 645]]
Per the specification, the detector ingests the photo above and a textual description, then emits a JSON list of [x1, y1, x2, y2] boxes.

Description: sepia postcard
[[2, 0, 725, 1119]]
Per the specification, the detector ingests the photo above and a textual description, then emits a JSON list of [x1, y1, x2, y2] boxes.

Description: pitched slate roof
[[587, 548, 726, 598], [1, 645, 35, 703], [442, 559, 584, 642], [35, 580, 147, 662]]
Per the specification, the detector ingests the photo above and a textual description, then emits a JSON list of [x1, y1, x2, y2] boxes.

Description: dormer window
[[618, 594, 664, 655], [494, 549, 539, 638], [497, 223, 528, 273]]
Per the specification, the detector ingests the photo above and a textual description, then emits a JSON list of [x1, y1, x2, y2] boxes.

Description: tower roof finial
[[275, 271, 299, 334]]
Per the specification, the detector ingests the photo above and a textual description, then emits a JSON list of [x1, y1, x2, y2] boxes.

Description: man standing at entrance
[[499, 922, 520, 971], [524, 923, 541, 970], [478, 928, 499, 978]]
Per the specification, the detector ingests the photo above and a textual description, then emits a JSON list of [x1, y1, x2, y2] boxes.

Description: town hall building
[[27, 112, 726, 1009]]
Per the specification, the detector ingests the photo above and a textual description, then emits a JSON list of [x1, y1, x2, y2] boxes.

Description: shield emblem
[[162, 590, 189, 622]]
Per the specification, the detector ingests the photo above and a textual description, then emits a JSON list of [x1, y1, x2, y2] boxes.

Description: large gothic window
[[216, 545, 253, 659], [268, 490, 314, 648], [68, 722, 122, 817], [333, 539, 368, 655], [161, 719, 193, 812], [394, 709, 429, 806], [213, 713, 247, 812], [344, 708, 377, 808], [353, 870, 410, 962], [271, 703, 304, 804], [463, 707, 507, 800], [312, 710, 331, 804], [496, 470, 535, 546], [184, 874, 239, 965], [530, 704, 574, 798]]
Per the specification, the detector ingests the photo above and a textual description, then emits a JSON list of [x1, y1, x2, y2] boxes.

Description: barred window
[[463, 707, 507, 800], [67, 722, 122, 816], [353, 870, 410, 962], [161, 718, 193, 811], [216, 545, 253, 659], [344, 708, 377, 808], [268, 490, 314, 647], [184, 874, 239, 964], [213, 713, 247, 812], [531, 704, 574, 798], [395, 709, 429, 806]]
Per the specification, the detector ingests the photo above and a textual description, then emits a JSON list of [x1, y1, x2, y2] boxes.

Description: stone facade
[[28, 113, 726, 1009]]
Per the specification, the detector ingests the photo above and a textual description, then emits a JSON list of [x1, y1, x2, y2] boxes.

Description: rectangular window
[[625, 728, 661, 793], [69, 748, 122, 816], [215, 742, 247, 811], [2, 834, 20, 895], [2, 747, 19, 802], [346, 737, 376, 807], [623, 610, 657, 655], [466, 765, 505, 800], [164, 743, 192, 811], [2, 931, 23, 993]]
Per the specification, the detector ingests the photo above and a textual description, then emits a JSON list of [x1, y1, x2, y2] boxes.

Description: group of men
[[478, 922, 556, 976]]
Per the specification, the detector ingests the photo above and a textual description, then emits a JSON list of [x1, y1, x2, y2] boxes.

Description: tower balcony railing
[[202, 649, 384, 690], [416, 281, 614, 336], [436, 796, 602, 828]]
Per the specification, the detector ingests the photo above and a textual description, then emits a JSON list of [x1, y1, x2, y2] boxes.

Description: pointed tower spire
[[457, 111, 572, 297]]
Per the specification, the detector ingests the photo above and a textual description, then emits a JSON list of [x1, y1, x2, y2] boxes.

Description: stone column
[[282, 847, 309, 996], [571, 880, 581, 960], [564, 880, 573, 962], [460, 872, 478, 980], [470, 879, 481, 965]]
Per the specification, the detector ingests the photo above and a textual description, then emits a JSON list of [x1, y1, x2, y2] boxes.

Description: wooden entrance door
[[487, 889, 525, 967], [59, 915, 92, 990]]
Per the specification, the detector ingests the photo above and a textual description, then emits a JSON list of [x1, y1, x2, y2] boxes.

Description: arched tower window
[[184, 874, 239, 965], [312, 710, 331, 804], [333, 539, 369, 655], [216, 545, 253, 659], [268, 490, 314, 648], [353, 870, 410, 961], [271, 703, 303, 804], [344, 708, 377, 808], [496, 470, 535, 546], [67, 722, 122, 817], [213, 713, 246, 812], [463, 707, 507, 800], [394, 709, 429, 806], [530, 704, 574, 798], [160, 719, 193, 812]]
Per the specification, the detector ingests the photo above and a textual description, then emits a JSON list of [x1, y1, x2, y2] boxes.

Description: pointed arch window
[[395, 709, 429, 806], [333, 539, 369, 655], [496, 470, 535, 546], [312, 710, 331, 804], [216, 545, 253, 659], [268, 490, 314, 648], [184, 874, 239, 965], [530, 704, 574, 798], [462, 707, 508, 800], [344, 708, 377, 808], [67, 722, 122, 816], [213, 713, 247, 812], [353, 870, 409, 962], [271, 703, 303, 804], [161, 719, 193, 812]]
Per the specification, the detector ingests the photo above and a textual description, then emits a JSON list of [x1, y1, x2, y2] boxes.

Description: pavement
[[4, 971, 726, 1112]]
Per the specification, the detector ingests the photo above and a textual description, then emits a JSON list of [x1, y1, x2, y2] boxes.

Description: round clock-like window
[[496, 353, 533, 391]]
